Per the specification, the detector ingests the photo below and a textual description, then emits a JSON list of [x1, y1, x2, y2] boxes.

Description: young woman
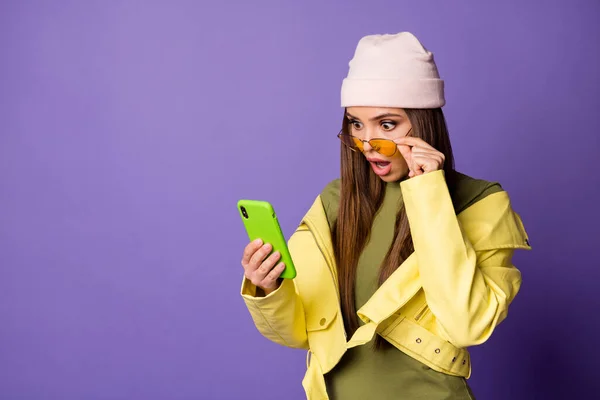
[[239, 32, 531, 400]]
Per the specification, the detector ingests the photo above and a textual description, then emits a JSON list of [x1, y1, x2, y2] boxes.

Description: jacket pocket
[[306, 307, 338, 332]]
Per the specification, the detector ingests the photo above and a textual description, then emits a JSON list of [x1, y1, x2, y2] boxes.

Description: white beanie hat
[[341, 32, 445, 109]]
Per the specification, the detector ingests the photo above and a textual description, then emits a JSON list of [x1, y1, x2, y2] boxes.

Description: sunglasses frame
[[337, 130, 400, 157]]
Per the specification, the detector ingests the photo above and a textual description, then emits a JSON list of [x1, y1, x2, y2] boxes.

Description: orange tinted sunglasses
[[337, 130, 400, 157]]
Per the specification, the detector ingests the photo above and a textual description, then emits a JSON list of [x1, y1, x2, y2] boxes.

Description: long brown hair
[[332, 108, 456, 345]]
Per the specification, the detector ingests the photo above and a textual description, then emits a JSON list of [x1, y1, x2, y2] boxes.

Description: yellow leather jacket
[[241, 171, 531, 399]]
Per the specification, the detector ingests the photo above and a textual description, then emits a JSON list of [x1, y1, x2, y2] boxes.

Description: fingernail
[[273, 251, 281, 258], [263, 243, 272, 251], [278, 263, 285, 269], [254, 238, 262, 245]]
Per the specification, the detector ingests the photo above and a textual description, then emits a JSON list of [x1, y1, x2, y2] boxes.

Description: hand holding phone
[[241, 239, 286, 294], [238, 200, 297, 294]]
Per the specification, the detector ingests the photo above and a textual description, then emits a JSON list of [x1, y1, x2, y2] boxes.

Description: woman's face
[[345, 106, 412, 182]]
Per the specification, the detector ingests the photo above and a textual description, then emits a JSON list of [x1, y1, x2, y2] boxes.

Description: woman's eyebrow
[[345, 112, 403, 121]]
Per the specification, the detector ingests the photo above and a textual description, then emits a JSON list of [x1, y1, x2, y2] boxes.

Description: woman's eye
[[351, 121, 363, 130], [381, 121, 396, 130]]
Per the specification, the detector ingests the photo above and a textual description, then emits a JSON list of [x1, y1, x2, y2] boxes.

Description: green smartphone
[[237, 199, 297, 279]]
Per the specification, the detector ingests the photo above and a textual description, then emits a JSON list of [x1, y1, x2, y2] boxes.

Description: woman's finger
[[397, 144, 412, 164], [253, 251, 282, 282], [398, 145, 414, 172], [394, 136, 435, 150], [241, 239, 263, 269], [412, 154, 444, 172], [410, 146, 441, 156], [411, 152, 445, 169], [411, 152, 444, 164], [260, 262, 286, 289], [248, 243, 272, 271]]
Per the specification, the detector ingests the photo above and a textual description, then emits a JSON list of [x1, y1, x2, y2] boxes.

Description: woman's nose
[[362, 140, 373, 152], [361, 129, 375, 152]]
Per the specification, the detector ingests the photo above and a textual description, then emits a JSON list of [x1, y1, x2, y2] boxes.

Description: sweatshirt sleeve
[[400, 170, 530, 348]]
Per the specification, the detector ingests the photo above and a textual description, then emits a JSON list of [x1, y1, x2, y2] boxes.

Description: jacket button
[[452, 357, 457, 362], [319, 318, 326, 326], [463, 360, 466, 365], [416, 338, 422, 344], [435, 349, 440, 354]]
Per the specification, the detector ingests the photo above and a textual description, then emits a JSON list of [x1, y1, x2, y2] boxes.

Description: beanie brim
[[341, 78, 445, 109]]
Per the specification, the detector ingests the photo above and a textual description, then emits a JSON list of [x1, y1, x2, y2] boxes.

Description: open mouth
[[368, 159, 392, 176]]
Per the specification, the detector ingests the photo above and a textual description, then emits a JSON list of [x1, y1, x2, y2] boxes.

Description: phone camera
[[240, 206, 249, 219]]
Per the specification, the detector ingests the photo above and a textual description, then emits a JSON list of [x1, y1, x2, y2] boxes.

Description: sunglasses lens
[[370, 139, 397, 156], [351, 137, 364, 152]]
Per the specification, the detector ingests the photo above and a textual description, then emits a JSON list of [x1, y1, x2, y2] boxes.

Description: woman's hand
[[394, 137, 445, 178], [241, 239, 285, 295]]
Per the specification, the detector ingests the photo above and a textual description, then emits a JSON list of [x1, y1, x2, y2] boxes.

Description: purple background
[[1, 0, 598, 399]]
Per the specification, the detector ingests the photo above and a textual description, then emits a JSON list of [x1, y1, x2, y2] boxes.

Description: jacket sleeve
[[400, 170, 529, 348], [240, 263, 308, 349]]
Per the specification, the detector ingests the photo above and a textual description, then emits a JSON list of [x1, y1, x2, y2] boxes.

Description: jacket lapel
[[301, 196, 338, 289]]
